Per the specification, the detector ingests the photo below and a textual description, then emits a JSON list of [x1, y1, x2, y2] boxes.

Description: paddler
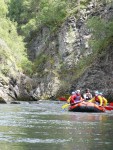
[[89, 91, 108, 106]]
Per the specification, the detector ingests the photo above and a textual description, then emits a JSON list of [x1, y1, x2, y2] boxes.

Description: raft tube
[[68, 101, 105, 112]]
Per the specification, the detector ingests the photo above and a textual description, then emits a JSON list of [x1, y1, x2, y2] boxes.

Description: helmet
[[99, 92, 103, 95], [76, 90, 80, 93], [94, 91, 99, 95], [72, 91, 76, 95]]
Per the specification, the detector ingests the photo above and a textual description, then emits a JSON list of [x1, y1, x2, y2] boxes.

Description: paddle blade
[[62, 103, 70, 109], [104, 106, 113, 111], [59, 97, 67, 101], [109, 102, 113, 106]]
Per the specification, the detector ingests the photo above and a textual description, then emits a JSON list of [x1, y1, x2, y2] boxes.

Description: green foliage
[[26, 0, 67, 36], [8, 0, 24, 22], [0, 17, 31, 70], [33, 54, 48, 73], [1, 66, 9, 76], [87, 16, 113, 52], [21, 18, 37, 37], [36, 0, 67, 27], [87, 17, 106, 39], [7, 0, 95, 39], [0, 0, 32, 75], [8, 0, 68, 37], [20, 57, 33, 75], [3, 0, 113, 78], [0, 0, 8, 17], [102, 0, 113, 4]]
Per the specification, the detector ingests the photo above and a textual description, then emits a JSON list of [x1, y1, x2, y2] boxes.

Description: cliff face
[[0, 38, 19, 103], [74, 45, 113, 100], [26, 1, 113, 100], [27, 2, 93, 99], [1, 0, 113, 102]]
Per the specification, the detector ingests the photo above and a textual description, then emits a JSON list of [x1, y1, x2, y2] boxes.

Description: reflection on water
[[0, 100, 113, 150]]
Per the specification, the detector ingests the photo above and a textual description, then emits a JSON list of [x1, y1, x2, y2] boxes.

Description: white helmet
[[95, 91, 99, 95], [99, 92, 103, 95], [76, 90, 80, 93], [72, 91, 76, 95]]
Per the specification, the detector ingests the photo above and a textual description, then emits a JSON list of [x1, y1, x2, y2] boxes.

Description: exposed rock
[[1, 0, 113, 102], [26, 0, 113, 100], [0, 96, 7, 104], [73, 46, 113, 100], [10, 101, 20, 104]]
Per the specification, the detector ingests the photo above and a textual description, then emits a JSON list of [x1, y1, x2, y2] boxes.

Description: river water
[[0, 100, 113, 150]]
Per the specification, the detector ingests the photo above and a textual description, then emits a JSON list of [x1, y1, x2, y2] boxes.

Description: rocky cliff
[[27, 1, 113, 100], [1, 0, 113, 102]]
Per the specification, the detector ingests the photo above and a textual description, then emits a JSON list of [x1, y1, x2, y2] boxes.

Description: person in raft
[[88, 91, 108, 106], [67, 91, 76, 104], [99, 92, 108, 106], [68, 90, 83, 105], [83, 88, 92, 101]]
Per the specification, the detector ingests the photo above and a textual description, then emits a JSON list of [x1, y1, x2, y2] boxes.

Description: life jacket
[[84, 93, 92, 100], [95, 96, 100, 102], [70, 94, 82, 104], [100, 96, 108, 106], [70, 95, 76, 104], [75, 94, 81, 101]]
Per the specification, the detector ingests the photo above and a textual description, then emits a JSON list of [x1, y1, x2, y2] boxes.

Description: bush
[[7, 0, 71, 37], [0, 0, 32, 75], [87, 16, 113, 52]]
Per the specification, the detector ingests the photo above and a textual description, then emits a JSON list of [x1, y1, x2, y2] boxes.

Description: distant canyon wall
[[1, 0, 113, 102], [27, 1, 113, 100]]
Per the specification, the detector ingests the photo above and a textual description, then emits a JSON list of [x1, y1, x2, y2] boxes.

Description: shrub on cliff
[[87, 16, 113, 53], [8, 0, 67, 37], [0, 0, 32, 75]]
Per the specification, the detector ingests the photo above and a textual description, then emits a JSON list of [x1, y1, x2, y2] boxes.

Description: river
[[0, 100, 113, 150]]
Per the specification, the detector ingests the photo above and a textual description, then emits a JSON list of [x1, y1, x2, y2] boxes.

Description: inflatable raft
[[68, 101, 105, 112]]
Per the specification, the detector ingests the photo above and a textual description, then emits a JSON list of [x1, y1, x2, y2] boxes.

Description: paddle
[[103, 102, 113, 111], [105, 105, 113, 110], [108, 102, 113, 106], [62, 103, 70, 109], [59, 97, 67, 101], [104, 106, 113, 111]]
